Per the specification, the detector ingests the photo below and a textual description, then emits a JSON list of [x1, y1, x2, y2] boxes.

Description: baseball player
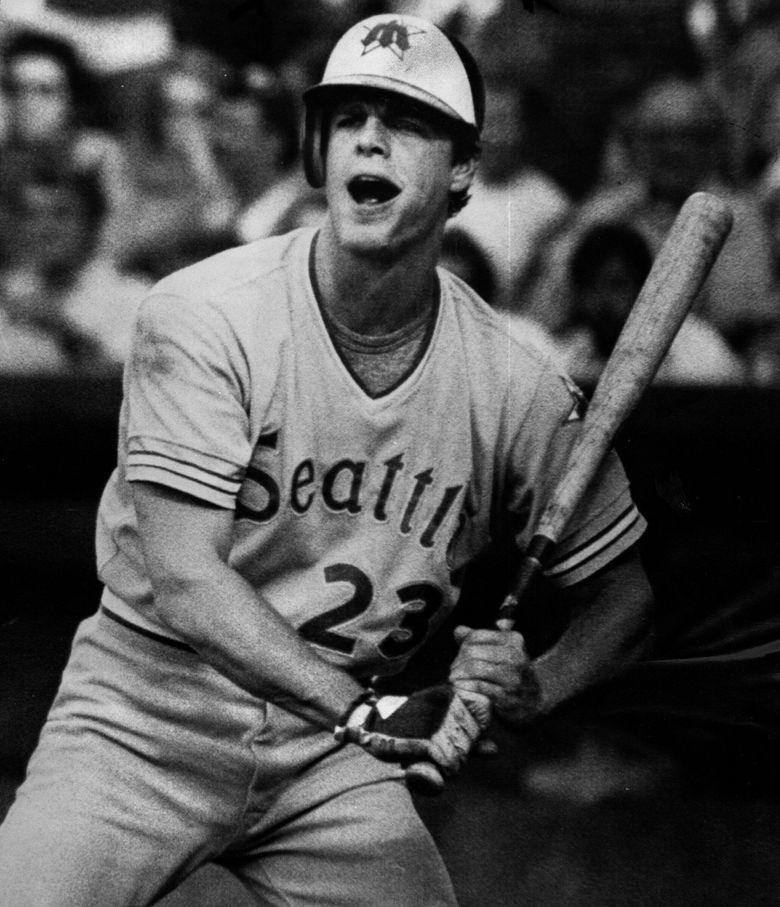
[[0, 14, 653, 906]]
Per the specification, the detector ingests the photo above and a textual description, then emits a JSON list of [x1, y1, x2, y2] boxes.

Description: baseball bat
[[495, 190, 733, 629], [407, 191, 734, 795]]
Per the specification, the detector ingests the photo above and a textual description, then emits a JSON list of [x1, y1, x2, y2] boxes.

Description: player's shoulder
[[438, 268, 587, 428], [132, 229, 313, 355], [150, 228, 311, 305], [438, 266, 561, 368]]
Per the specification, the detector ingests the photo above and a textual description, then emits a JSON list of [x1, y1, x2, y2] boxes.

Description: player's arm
[[133, 480, 365, 729], [133, 480, 490, 773], [449, 544, 654, 726]]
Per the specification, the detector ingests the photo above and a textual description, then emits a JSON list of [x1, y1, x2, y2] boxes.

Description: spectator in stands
[[0, 0, 175, 143], [743, 70, 780, 187], [746, 72, 780, 284], [525, 74, 780, 355], [452, 68, 570, 308], [553, 222, 746, 386], [717, 2, 780, 184], [744, 323, 780, 386], [0, 169, 151, 373], [760, 169, 780, 281], [216, 64, 323, 243], [0, 29, 132, 259], [119, 46, 237, 265]]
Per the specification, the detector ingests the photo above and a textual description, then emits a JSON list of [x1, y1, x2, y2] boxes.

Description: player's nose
[[356, 114, 389, 156]]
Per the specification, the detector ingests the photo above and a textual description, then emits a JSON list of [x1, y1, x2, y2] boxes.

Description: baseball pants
[[0, 609, 457, 906]]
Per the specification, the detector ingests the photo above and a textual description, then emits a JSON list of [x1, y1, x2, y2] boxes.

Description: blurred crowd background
[[2, 0, 780, 386]]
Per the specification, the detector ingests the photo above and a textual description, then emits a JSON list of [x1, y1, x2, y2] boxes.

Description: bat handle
[[496, 534, 552, 630], [405, 759, 445, 795], [406, 537, 552, 792]]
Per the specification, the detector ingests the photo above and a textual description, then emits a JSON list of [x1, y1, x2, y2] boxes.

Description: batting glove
[[334, 684, 491, 776]]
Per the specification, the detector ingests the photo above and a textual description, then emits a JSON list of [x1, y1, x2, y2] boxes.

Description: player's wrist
[[494, 659, 552, 726], [334, 688, 378, 743], [334, 688, 413, 743]]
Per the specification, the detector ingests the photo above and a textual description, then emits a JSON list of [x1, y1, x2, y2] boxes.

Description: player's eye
[[382, 109, 427, 135], [332, 107, 366, 129], [393, 117, 426, 134]]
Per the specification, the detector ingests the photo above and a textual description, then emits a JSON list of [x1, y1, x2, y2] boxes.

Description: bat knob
[[405, 761, 445, 795], [496, 594, 519, 630]]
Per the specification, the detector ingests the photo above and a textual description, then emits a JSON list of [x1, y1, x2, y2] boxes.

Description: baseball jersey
[[95, 227, 645, 678]]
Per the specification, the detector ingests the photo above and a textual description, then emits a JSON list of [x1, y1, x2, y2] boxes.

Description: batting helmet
[[302, 14, 485, 188]]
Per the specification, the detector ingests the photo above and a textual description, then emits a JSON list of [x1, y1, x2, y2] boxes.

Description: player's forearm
[[133, 482, 366, 730], [526, 549, 655, 719], [449, 551, 654, 727], [150, 564, 365, 731]]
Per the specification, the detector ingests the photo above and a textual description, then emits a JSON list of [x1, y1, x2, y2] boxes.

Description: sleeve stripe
[[544, 506, 641, 580], [127, 461, 240, 498], [127, 446, 240, 482], [546, 503, 635, 567], [127, 450, 241, 495]]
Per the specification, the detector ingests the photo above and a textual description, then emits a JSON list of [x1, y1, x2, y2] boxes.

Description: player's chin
[[335, 201, 437, 259], [337, 218, 398, 256]]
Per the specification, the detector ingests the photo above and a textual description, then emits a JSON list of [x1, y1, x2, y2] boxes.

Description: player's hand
[[335, 684, 491, 776], [449, 626, 545, 726]]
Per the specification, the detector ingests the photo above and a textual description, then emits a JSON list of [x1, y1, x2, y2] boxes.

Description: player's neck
[[313, 227, 440, 337]]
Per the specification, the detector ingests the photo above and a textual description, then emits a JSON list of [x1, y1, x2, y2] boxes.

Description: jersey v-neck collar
[[305, 231, 442, 402]]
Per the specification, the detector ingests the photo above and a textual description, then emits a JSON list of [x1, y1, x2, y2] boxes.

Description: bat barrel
[[586, 193, 733, 416], [535, 192, 733, 545], [501, 192, 733, 626]]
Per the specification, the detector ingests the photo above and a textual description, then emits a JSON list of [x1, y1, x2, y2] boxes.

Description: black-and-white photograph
[[2, 1, 780, 904]]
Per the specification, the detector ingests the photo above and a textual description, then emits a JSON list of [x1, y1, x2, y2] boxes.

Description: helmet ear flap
[[303, 103, 326, 189]]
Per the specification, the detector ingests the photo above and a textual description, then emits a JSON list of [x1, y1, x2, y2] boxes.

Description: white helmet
[[302, 14, 484, 188]]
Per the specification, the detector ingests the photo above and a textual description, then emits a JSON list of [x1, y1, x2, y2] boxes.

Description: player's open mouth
[[347, 175, 400, 205]]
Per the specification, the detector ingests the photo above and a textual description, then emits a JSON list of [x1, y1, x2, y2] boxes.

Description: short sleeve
[[124, 292, 252, 509], [508, 366, 645, 588]]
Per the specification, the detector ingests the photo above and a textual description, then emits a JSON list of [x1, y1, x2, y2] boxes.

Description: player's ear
[[449, 153, 477, 195]]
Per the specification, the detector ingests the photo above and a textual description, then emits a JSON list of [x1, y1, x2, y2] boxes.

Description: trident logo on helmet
[[360, 19, 425, 60]]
